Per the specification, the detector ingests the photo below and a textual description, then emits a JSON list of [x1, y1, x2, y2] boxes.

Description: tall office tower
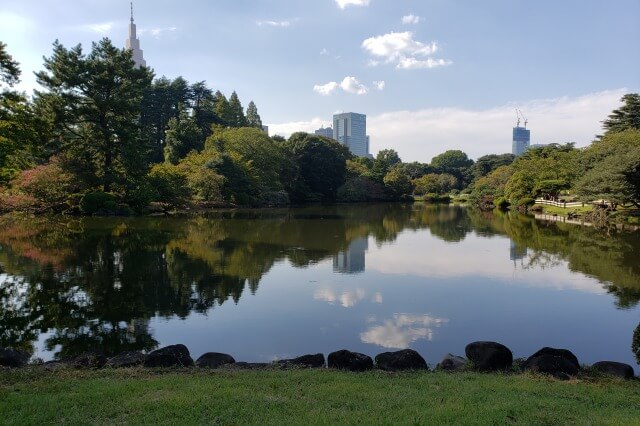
[[125, 3, 146, 68], [333, 237, 368, 274], [333, 112, 370, 157], [314, 127, 334, 139], [512, 109, 530, 156]]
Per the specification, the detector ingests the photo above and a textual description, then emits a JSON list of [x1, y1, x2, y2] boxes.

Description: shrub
[[12, 157, 75, 205], [80, 191, 117, 215], [337, 176, 387, 202], [147, 164, 189, 206], [517, 197, 535, 207], [0, 193, 37, 213], [257, 190, 290, 207]]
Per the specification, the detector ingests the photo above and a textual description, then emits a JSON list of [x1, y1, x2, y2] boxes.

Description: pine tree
[[214, 91, 233, 127], [603, 94, 640, 134], [164, 105, 203, 164], [36, 38, 153, 192], [228, 91, 247, 127], [246, 101, 263, 129]]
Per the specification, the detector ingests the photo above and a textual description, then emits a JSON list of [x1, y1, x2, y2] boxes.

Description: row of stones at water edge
[[0, 341, 636, 380]]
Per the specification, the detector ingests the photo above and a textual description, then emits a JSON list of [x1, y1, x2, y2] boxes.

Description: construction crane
[[515, 109, 528, 128]]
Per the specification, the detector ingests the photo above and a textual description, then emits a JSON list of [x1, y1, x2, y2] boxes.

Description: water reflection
[[0, 204, 639, 361]]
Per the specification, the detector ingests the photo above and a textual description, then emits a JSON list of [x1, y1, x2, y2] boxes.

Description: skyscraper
[[512, 109, 530, 156], [333, 112, 370, 157], [314, 126, 334, 139], [125, 3, 146, 68]]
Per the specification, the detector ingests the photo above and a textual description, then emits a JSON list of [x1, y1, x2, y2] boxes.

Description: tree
[[430, 150, 474, 187], [246, 101, 263, 128], [163, 106, 203, 164], [413, 173, 457, 195], [371, 149, 401, 182], [602, 93, 640, 134], [228, 91, 247, 127], [0, 41, 20, 86], [285, 133, 350, 201], [383, 165, 414, 198], [36, 39, 154, 192], [213, 91, 233, 126], [470, 153, 515, 181]]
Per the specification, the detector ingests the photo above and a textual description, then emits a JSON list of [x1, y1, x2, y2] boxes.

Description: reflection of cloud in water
[[366, 232, 607, 295], [314, 287, 366, 308], [361, 313, 448, 349]]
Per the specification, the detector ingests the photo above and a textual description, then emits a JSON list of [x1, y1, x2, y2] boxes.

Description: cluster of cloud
[[363, 31, 451, 69], [313, 76, 384, 96], [335, 0, 371, 9], [314, 286, 382, 308], [83, 22, 113, 34], [268, 89, 625, 162], [360, 313, 449, 348], [139, 26, 178, 39], [401, 14, 421, 25]]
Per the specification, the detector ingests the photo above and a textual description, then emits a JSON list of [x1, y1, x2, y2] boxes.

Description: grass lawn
[[539, 204, 594, 216], [1, 368, 638, 425]]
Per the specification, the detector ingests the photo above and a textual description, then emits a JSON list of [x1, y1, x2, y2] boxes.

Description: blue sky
[[1, 0, 639, 161]]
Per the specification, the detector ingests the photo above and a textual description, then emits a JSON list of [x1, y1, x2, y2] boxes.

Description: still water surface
[[1, 204, 638, 371]]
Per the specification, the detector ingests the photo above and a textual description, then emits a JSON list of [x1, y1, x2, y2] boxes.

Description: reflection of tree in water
[[0, 204, 639, 357]]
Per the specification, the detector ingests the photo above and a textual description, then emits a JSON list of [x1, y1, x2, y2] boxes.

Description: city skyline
[[1, 1, 638, 161]]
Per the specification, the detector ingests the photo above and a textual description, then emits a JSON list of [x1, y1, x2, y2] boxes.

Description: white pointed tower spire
[[125, 2, 146, 68]]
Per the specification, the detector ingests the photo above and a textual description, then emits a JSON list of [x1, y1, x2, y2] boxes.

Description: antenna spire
[[130, 2, 134, 22]]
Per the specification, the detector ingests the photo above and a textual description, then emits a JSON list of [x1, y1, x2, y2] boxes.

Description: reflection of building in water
[[127, 318, 150, 343], [333, 237, 368, 274], [510, 240, 527, 264]]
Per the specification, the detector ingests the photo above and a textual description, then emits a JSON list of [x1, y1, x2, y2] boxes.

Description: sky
[[1, 0, 639, 161]]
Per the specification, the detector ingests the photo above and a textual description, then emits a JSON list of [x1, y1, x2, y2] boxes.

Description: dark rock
[[328, 350, 373, 372], [465, 341, 513, 372], [0, 348, 30, 368], [277, 353, 325, 369], [375, 349, 428, 371], [592, 361, 635, 379], [524, 354, 579, 379], [43, 361, 69, 372], [105, 351, 146, 368], [196, 352, 236, 369], [436, 353, 467, 371], [143, 344, 194, 368], [525, 347, 580, 370], [70, 352, 107, 369]]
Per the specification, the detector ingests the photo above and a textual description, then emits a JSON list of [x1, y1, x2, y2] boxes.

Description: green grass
[[539, 204, 593, 216], [1, 368, 639, 425]]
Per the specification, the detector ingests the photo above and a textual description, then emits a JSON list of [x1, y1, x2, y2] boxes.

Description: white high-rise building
[[333, 112, 370, 157], [125, 3, 146, 68]]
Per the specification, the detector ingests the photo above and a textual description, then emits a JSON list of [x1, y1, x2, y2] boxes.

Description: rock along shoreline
[[1, 341, 636, 381]]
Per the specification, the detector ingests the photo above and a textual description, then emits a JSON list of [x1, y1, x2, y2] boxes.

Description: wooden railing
[[534, 199, 584, 208]]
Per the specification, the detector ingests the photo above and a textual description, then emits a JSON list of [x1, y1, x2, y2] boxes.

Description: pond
[[1, 204, 639, 372]]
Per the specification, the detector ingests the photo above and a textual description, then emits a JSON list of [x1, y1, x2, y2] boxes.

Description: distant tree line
[[1, 38, 639, 215]]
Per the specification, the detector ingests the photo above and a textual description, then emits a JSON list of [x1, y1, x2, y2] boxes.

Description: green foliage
[[633, 323, 640, 366], [371, 149, 401, 182], [337, 176, 387, 202], [534, 179, 568, 200], [285, 133, 350, 202], [227, 91, 247, 127], [383, 165, 415, 198], [470, 153, 515, 182], [163, 106, 203, 164], [0, 41, 20, 86], [147, 163, 189, 206], [11, 157, 74, 205], [80, 191, 117, 215], [493, 197, 510, 210], [602, 93, 640, 134], [36, 38, 153, 193], [245, 101, 262, 129], [430, 150, 474, 187], [516, 197, 535, 208], [413, 173, 458, 195], [423, 193, 451, 203]]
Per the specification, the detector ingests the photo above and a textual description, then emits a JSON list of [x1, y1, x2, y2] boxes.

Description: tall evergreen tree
[[163, 105, 203, 165], [603, 93, 640, 134], [36, 38, 153, 192], [246, 101, 262, 129], [213, 91, 233, 127], [228, 91, 247, 127]]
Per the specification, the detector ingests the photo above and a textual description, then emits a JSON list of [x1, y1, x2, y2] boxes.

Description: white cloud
[[140, 26, 177, 39], [83, 22, 114, 34], [313, 287, 367, 308], [268, 89, 626, 161], [402, 14, 421, 25], [340, 76, 368, 95], [267, 117, 332, 137], [361, 313, 449, 348], [313, 81, 340, 96], [367, 89, 626, 161], [362, 31, 451, 70], [257, 20, 291, 27], [336, 0, 371, 9], [314, 76, 368, 96], [373, 80, 385, 91], [397, 57, 452, 69], [320, 48, 329, 55]]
